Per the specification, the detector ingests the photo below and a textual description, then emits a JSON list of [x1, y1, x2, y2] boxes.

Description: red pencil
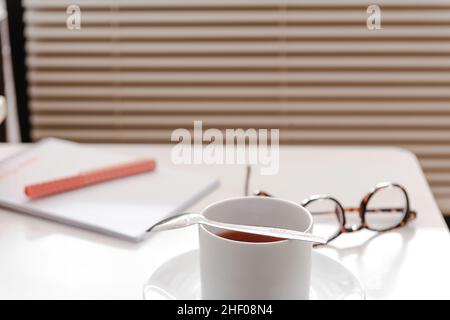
[[24, 159, 156, 199]]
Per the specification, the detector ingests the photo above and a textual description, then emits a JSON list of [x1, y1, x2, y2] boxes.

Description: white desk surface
[[0, 144, 449, 300]]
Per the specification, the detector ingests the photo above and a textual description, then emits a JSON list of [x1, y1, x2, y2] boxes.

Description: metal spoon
[[147, 213, 327, 244]]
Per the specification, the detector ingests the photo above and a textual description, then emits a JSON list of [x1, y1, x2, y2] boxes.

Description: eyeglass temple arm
[[345, 207, 405, 213], [245, 166, 275, 198], [346, 207, 417, 217], [244, 165, 251, 196], [311, 207, 417, 219], [309, 208, 410, 214]]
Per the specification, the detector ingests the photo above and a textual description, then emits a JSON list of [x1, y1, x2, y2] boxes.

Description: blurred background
[[1, 0, 450, 221]]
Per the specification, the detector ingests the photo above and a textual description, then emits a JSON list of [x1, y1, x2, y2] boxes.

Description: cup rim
[[199, 196, 313, 246]]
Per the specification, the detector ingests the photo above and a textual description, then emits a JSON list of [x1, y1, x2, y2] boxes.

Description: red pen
[[24, 159, 156, 199]]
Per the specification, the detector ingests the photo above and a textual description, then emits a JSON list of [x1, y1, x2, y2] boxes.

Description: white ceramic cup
[[199, 196, 313, 300]]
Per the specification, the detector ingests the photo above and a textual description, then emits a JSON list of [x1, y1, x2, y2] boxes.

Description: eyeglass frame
[[300, 182, 417, 243], [245, 167, 417, 245]]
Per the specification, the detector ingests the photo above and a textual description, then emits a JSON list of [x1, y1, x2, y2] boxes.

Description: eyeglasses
[[245, 166, 417, 245]]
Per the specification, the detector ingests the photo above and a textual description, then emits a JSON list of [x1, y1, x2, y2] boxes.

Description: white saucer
[[143, 250, 365, 300]]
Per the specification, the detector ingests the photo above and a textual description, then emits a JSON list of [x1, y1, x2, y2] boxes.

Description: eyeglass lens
[[365, 185, 407, 231], [303, 198, 344, 241]]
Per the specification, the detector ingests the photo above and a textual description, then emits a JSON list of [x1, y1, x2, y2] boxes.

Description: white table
[[0, 144, 449, 299]]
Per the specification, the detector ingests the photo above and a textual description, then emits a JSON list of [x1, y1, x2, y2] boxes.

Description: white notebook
[[0, 138, 219, 241]]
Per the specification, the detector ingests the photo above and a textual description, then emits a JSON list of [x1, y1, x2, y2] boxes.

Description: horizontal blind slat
[[29, 114, 450, 127], [27, 71, 450, 84], [24, 11, 450, 25], [28, 86, 450, 98], [23, 0, 450, 8], [26, 41, 450, 54], [24, 26, 450, 39], [28, 101, 450, 113], [25, 56, 450, 70]]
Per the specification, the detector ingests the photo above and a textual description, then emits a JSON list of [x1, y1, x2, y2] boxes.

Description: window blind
[[23, 0, 450, 213]]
